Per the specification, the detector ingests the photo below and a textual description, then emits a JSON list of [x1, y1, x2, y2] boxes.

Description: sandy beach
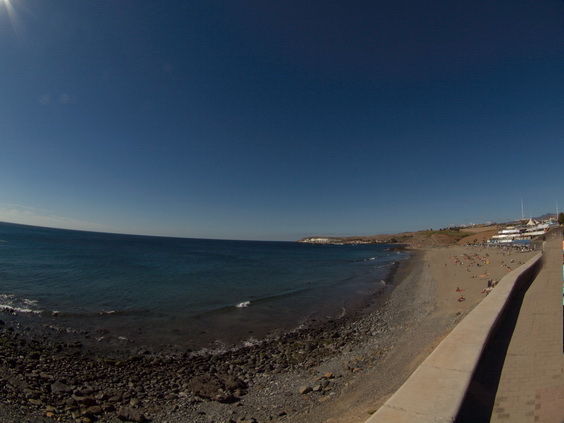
[[0, 243, 538, 423], [296, 243, 537, 423]]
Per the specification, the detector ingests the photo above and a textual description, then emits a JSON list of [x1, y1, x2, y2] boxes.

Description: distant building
[[488, 219, 556, 245]]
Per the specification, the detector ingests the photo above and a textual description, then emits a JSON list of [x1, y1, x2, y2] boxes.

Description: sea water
[[0, 222, 409, 351]]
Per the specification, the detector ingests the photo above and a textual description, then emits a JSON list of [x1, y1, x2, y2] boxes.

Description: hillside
[[298, 224, 501, 248]]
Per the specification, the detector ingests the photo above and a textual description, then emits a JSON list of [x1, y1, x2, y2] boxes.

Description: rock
[[299, 386, 312, 395], [184, 374, 223, 399], [117, 406, 147, 422], [95, 392, 107, 401], [28, 351, 41, 360], [51, 381, 72, 394], [72, 395, 97, 407], [102, 403, 116, 412], [221, 375, 247, 391], [215, 393, 238, 404], [84, 405, 103, 415], [23, 388, 41, 398], [40, 372, 53, 380], [64, 398, 77, 406]]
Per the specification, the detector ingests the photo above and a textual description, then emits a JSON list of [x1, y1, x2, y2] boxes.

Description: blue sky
[[1, 0, 563, 240]]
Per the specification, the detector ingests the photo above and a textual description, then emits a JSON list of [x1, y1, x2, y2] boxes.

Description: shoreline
[[0, 244, 537, 422], [0, 257, 408, 360], [0, 250, 413, 422], [0, 246, 409, 358]]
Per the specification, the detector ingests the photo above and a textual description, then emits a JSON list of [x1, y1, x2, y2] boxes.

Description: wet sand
[[0, 244, 537, 423]]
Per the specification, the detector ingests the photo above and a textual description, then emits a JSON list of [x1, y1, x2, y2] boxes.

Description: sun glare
[[0, 0, 23, 39], [1, 0, 14, 11]]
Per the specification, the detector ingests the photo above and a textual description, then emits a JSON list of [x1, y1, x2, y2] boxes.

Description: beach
[[0, 243, 537, 422]]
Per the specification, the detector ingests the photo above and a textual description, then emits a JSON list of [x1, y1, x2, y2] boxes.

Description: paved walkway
[[490, 232, 564, 423]]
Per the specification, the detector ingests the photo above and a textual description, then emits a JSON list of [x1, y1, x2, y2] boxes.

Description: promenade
[[367, 231, 562, 423], [490, 232, 564, 422]]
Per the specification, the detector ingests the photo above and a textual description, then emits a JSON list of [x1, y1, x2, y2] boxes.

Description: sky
[[0, 0, 563, 241]]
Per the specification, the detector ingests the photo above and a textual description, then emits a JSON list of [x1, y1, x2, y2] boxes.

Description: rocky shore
[[1, 243, 536, 423], [0, 254, 416, 423]]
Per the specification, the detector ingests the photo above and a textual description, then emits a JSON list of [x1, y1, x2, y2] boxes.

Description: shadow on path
[[455, 257, 543, 423]]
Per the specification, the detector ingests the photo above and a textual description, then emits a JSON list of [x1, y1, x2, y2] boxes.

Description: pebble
[[299, 386, 312, 395], [117, 406, 147, 422], [51, 381, 72, 394], [0, 279, 401, 423]]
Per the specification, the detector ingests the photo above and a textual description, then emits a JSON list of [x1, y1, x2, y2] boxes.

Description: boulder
[[117, 406, 147, 422], [50, 381, 72, 394]]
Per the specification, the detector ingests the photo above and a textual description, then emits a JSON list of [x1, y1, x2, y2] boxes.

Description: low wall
[[365, 251, 543, 423]]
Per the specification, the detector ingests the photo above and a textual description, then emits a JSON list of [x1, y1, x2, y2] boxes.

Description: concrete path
[[490, 232, 564, 423]]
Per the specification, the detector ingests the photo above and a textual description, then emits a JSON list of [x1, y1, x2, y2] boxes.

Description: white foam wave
[[242, 337, 260, 347], [44, 324, 81, 334], [0, 304, 39, 314], [0, 293, 42, 315], [235, 301, 251, 308]]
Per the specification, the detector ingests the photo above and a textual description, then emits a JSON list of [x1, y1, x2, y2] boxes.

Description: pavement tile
[[490, 234, 564, 423]]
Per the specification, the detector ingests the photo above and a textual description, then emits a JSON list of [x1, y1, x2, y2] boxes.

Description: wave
[[350, 256, 398, 264], [197, 286, 311, 317], [50, 309, 150, 318], [0, 304, 42, 315], [0, 293, 42, 315], [225, 266, 400, 315], [0, 295, 149, 319]]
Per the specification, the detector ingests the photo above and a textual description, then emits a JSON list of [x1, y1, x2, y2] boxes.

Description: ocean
[[0, 222, 409, 353]]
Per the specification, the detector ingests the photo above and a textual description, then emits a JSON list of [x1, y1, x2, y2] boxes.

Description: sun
[[0, 0, 14, 10], [0, 0, 23, 38], [0, 0, 16, 18]]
